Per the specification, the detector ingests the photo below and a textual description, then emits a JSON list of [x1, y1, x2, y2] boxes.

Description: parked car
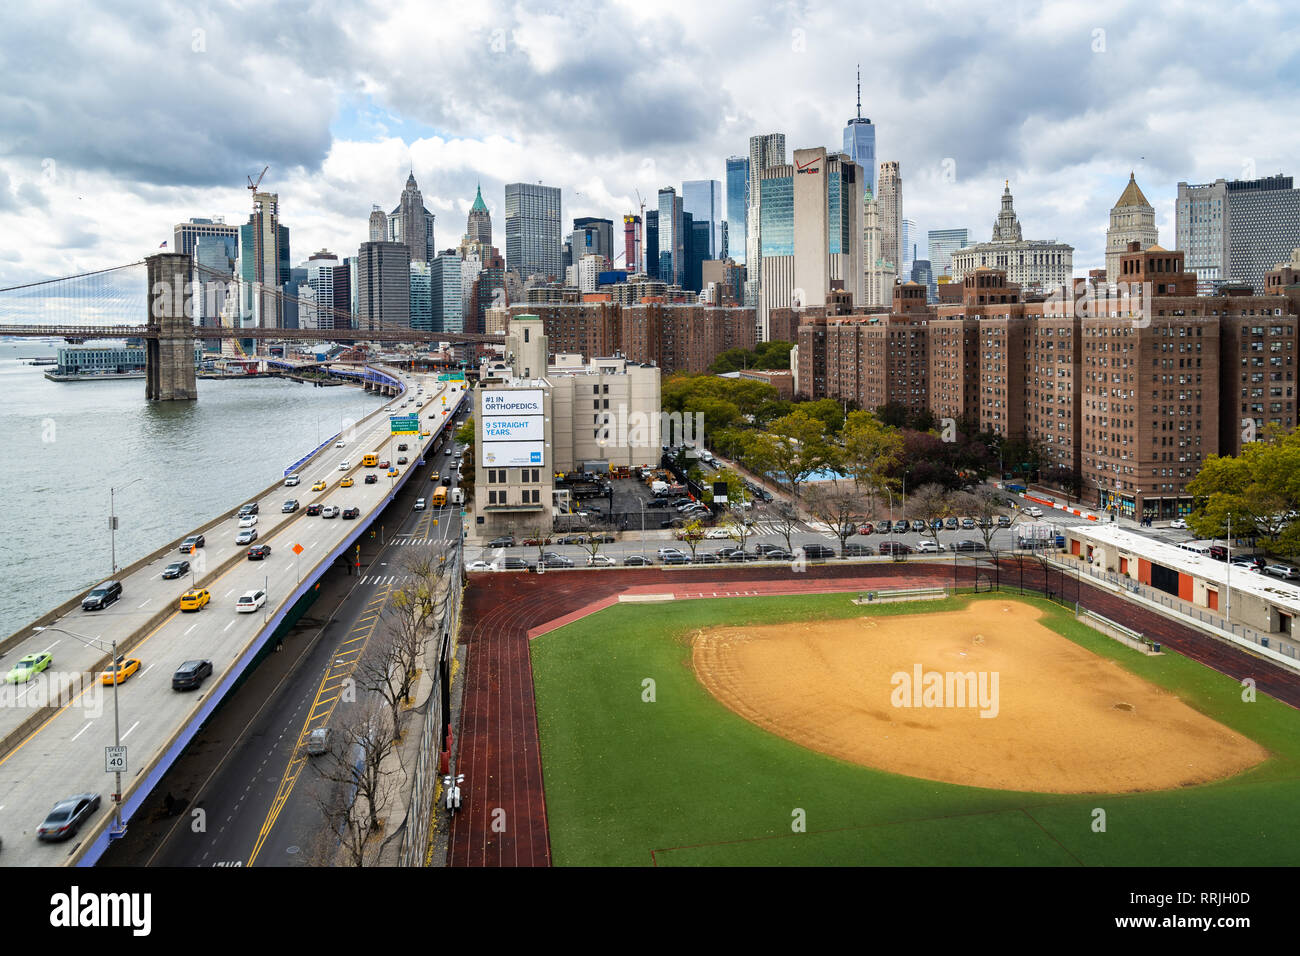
[[487, 536, 516, 549], [82, 580, 122, 611], [691, 552, 720, 564], [306, 503, 322, 516], [282, 499, 299, 513], [587, 554, 617, 567], [801, 544, 837, 560], [1025, 506, 1044, 518], [953, 539, 986, 552], [236, 527, 258, 545], [875, 520, 892, 533], [284, 474, 301, 486], [342, 507, 360, 520], [880, 541, 913, 555], [307, 727, 331, 756], [466, 560, 498, 572], [161, 560, 190, 580], [997, 516, 1012, 528], [1264, 565, 1300, 581], [247, 544, 272, 560], [541, 553, 574, 568], [172, 659, 213, 691], [944, 517, 960, 530], [235, 589, 267, 613], [37, 793, 101, 841], [917, 540, 946, 554], [843, 543, 876, 557], [557, 535, 587, 545], [499, 557, 533, 571], [1230, 560, 1259, 572], [179, 588, 210, 611], [623, 555, 653, 566], [659, 552, 691, 565], [910, 520, 927, 533], [761, 549, 795, 561], [589, 533, 616, 544], [1170, 518, 1187, 529], [961, 517, 976, 529], [180, 534, 205, 552], [858, 523, 874, 536], [6, 652, 53, 684]]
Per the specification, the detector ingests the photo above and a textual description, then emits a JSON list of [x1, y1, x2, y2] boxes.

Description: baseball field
[[530, 591, 1300, 865]]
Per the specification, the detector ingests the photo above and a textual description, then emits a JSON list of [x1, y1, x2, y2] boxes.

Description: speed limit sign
[[105, 745, 128, 774]]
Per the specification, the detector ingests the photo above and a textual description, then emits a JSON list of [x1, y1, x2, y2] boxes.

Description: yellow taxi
[[179, 588, 210, 612], [420, 430, 431, 437], [312, 480, 327, 492], [429, 471, 440, 482], [387, 468, 400, 477], [340, 477, 355, 488], [100, 657, 141, 685]]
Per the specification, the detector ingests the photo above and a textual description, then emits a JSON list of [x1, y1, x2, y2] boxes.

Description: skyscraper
[[368, 206, 387, 243], [1176, 174, 1300, 292], [237, 191, 290, 330], [1105, 173, 1158, 283], [657, 187, 685, 287], [949, 183, 1073, 292], [303, 250, 339, 330], [682, 179, 723, 259], [901, 218, 918, 276], [431, 251, 463, 333], [623, 214, 641, 273], [927, 227, 969, 278], [747, 133, 788, 304], [725, 156, 749, 264], [466, 184, 492, 245], [863, 185, 894, 306], [174, 217, 238, 259], [842, 65, 876, 197], [644, 210, 659, 280], [387, 171, 436, 263], [570, 217, 614, 263], [877, 161, 902, 274], [355, 240, 410, 332], [686, 215, 710, 292], [505, 182, 563, 281], [410, 261, 433, 331]]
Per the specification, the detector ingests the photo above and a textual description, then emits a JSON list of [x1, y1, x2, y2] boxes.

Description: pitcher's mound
[[692, 600, 1267, 793]]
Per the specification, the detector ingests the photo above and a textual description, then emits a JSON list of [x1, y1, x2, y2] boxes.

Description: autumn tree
[[805, 485, 870, 555]]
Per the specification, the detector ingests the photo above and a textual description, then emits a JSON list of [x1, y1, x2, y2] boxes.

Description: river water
[[0, 339, 386, 636]]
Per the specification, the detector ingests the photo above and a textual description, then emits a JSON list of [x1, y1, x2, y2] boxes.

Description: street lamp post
[[1226, 512, 1232, 632], [34, 625, 126, 838], [109, 478, 144, 575]]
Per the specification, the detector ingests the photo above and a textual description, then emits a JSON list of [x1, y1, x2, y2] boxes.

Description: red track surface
[[450, 561, 1300, 867]]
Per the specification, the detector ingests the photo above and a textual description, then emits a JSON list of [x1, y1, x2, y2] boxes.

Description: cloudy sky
[[1, 0, 1298, 289]]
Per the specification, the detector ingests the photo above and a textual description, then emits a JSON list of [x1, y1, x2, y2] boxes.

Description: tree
[[312, 701, 401, 865], [908, 482, 955, 553], [767, 499, 801, 553], [749, 408, 834, 498], [805, 486, 869, 556], [842, 410, 903, 503], [723, 514, 756, 555], [702, 467, 745, 506], [801, 398, 848, 436], [954, 488, 1005, 554], [1187, 434, 1300, 554], [678, 519, 707, 559], [454, 416, 474, 447]]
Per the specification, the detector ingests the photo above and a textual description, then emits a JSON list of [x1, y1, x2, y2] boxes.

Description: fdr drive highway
[[0, 366, 466, 866]]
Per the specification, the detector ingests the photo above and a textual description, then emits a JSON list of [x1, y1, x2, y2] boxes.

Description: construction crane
[[247, 165, 269, 194]]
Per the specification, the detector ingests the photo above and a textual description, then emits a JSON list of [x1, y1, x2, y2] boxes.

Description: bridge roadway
[[0, 366, 466, 866]]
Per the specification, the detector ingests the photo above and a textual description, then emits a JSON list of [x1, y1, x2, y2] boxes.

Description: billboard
[[481, 390, 543, 415], [482, 416, 545, 441], [482, 441, 545, 467]]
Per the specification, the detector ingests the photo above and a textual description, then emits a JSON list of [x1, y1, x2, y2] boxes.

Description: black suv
[[397, 443, 409, 451], [801, 544, 836, 560], [500, 557, 533, 571], [82, 580, 122, 611], [172, 659, 213, 691]]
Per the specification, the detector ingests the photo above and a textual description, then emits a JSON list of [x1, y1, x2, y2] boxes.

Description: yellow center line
[[246, 584, 393, 865]]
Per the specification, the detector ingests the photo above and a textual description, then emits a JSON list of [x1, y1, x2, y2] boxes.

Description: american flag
[[158, 240, 167, 248]]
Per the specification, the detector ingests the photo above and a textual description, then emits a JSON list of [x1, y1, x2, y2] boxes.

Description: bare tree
[[909, 482, 955, 554], [723, 513, 756, 556], [311, 702, 400, 866], [805, 485, 870, 556], [767, 499, 801, 553], [954, 489, 1002, 554]]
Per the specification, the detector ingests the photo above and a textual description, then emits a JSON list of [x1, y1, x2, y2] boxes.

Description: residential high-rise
[[949, 183, 1073, 293], [1105, 173, 1158, 283], [387, 171, 436, 263], [466, 184, 492, 246], [623, 214, 641, 273], [570, 217, 614, 264], [505, 182, 563, 281], [682, 179, 723, 259], [237, 191, 290, 330], [303, 250, 339, 330], [174, 217, 238, 259], [430, 251, 463, 333], [725, 156, 749, 264], [877, 161, 902, 275], [843, 66, 876, 197], [355, 240, 410, 332], [657, 187, 685, 288], [746, 133, 787, 304], [927, 227, 969, 278], [1177, 174, 1300, 293]]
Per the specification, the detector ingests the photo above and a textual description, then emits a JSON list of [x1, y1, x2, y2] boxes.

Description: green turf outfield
[[530, 592, 1300, 866]]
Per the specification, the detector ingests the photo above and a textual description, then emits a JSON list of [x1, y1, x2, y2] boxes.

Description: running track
[[450, 560, 1300, 867]]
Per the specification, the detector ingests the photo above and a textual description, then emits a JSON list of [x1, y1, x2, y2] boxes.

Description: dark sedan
[[306, 503, 322, 516], [179, 534, 205, 553], [801, 544, 837, 560], [843, 543, 875, 557], [161, 560, 190, 580], [364, 473, 378, 484], [282, 499, 299, 513], [623, 554, 653, 566], [38, 793, 101, 841], [342, 507, 360, 520], [953, 539, 986, 552], [247, 544, 272, 560]]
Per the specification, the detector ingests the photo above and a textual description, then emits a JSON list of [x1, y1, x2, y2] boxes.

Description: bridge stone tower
[[146, 253, 198, 401]]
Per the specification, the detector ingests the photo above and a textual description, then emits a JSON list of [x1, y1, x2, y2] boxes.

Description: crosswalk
[[744, 519, 839, 540], [358, 574, 412, 586], [390, 538, 443, 547]]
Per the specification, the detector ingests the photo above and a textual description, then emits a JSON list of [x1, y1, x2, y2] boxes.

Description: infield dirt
[[691, 599, 1268, 793]]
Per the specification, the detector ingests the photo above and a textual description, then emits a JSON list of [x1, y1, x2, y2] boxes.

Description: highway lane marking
[[339, 635, 365, 646], [121, 720, 140, 740], [140, 663, 156, 677], [70, 722, 94, 742], [185, 623, 199, 635], [225, 588, 235, 597], [137, 599, 152, 609], [224, 621, 234, 632], [41, 640, 59, 653]]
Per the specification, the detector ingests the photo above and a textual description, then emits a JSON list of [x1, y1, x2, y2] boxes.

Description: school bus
[[431, 487, 448, 508], [362, 453, 379, 467]]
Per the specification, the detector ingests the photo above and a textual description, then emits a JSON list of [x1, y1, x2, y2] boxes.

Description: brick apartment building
[[792, 243, 1300, 519]]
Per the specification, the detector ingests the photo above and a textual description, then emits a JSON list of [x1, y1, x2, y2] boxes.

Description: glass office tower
[[504, 182, 562, 280]]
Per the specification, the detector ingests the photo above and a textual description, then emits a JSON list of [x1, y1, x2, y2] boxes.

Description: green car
[[7, 652, 53, 684]]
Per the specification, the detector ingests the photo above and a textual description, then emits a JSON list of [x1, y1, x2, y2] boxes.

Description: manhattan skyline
[[0, 1, 1297, 287]]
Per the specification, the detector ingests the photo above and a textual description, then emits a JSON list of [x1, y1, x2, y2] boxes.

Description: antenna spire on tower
[[856, 64, 861, 119]]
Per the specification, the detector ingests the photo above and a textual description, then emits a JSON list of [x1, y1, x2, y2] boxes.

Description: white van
[[414, 498, 427, 510], [450, 488, 464, 505]]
